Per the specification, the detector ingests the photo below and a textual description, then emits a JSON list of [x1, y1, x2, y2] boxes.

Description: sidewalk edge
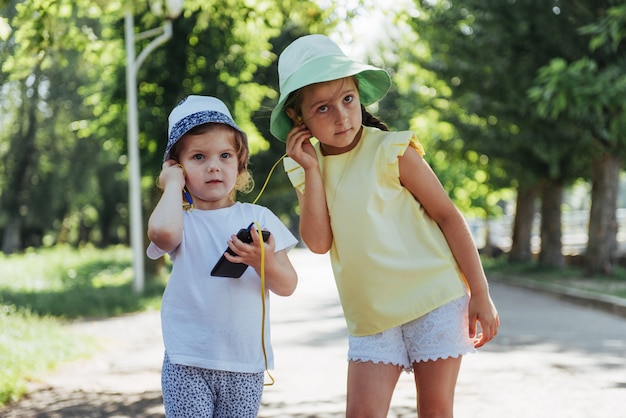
[[488, 274, 626, 319]]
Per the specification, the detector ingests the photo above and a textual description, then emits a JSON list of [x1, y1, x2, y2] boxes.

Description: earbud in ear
[[176, 163, 187, 178]]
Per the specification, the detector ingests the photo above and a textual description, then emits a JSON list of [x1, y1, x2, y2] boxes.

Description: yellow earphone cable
[[251, 154, 287, 205], [249, 155, 288, 385], [254, 221, 275, 386]]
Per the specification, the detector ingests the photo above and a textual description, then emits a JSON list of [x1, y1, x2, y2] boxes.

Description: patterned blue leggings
[[161, 353, 264, 417]]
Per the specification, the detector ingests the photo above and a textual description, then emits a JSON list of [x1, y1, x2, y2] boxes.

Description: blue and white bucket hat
[[164, 95, 247, 161]]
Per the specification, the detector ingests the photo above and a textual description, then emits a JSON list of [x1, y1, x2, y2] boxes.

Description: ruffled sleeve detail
[[409, 135, 425, 157], [385, 131, 425, 165], [283, 156, 306, 194]]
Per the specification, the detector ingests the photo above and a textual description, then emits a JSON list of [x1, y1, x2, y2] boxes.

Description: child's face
[[299, 77, 363, 152], [176, 125, 240, 210]]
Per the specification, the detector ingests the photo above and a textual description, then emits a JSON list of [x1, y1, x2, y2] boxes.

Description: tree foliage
[[528, 2, 626, 274], [0, 0, 329, 253], [2, 0, 624, 273], [1, 0, 124, 252], [406, 0, 625, 266]]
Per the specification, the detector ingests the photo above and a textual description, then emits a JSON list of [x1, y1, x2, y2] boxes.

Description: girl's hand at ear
[[285, 123, 332, 254], [148, 160, 187, 252], [159, 160, 187, 191], [286, 124, 318, 170]]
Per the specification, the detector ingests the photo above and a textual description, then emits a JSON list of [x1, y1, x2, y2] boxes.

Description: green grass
[[0, 306, 94, 405], [0, 245, 167, 406]]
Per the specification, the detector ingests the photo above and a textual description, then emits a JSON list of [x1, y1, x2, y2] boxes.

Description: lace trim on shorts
[[348, 295, 475, 372]]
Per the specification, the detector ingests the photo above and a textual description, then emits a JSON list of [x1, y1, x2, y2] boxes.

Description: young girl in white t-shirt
[[147, 95, 298, 417]]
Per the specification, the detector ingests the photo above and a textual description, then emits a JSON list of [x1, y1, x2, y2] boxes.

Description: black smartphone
[[210, 223, 271, 278]]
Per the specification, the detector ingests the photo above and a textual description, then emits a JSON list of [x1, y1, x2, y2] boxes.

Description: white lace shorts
[[348, 295, 475, 371]]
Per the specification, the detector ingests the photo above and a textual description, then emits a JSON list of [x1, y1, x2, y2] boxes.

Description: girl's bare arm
[[286, 125, 333, 253], [399, 146, 500, 347], [295, 172, 332, 253], [147, 161, 186, 253]]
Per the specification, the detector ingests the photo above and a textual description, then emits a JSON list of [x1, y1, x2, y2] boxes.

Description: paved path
[[2, 249, 626, 417]]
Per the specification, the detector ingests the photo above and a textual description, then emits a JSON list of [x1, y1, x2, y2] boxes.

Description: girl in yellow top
[[270, 34, 500, 417]]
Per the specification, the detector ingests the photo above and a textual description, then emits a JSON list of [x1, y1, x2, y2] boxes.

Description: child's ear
[[286, 109, 303, 126]]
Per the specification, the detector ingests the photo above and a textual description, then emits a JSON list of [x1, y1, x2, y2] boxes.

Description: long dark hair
[[361, 105, 388, 131]]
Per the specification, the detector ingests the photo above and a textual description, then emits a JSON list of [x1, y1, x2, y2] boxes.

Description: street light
[[125, 1, 183, 294]]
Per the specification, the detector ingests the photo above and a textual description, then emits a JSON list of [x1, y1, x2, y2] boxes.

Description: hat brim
[[270, 55, 391, 142], [164, 110, 247, 160]]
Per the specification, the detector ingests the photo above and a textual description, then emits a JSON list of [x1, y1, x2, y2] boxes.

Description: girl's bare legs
[[413, 357, 463, 418], [346, 361, 402, 418]]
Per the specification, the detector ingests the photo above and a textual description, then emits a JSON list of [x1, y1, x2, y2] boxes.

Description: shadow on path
[[0, 389, 164, 418]]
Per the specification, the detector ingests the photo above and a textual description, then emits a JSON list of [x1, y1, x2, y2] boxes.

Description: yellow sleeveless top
[[284, 127, 467, 336]]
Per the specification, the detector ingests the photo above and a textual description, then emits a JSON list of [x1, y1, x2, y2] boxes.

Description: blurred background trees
[[1, 0, 625, 276]]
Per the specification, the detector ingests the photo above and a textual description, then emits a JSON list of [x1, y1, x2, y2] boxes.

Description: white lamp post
[[125, 1, 183, 294]]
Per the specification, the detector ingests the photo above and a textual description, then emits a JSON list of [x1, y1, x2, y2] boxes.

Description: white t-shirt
[[147, 202, 298, 372]]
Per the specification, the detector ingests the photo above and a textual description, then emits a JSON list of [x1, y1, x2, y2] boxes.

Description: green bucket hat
[[269, 34, 391, 141]]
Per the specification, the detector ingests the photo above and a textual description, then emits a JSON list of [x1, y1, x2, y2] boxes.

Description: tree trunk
[[539, 179, 564, 268], [509, 183, 538, 263], [1, 218, 22, 254], [584, 153, 620, 275], [0, 74, 40, 254], [97, 163, 121, 247]]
